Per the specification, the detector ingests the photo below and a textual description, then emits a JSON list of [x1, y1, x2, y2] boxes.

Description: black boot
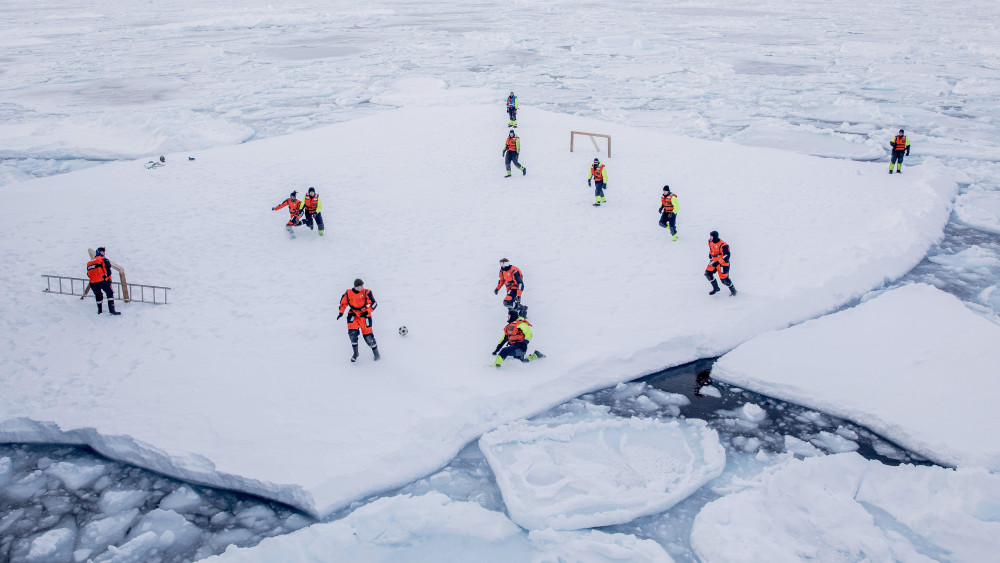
[[97, 301, 103, 314], [709, 280, 721, 295], [372, 347, 381, 361], [351, 344, 359, 363], [108, 300, 122, 315], [729, 284, 738, 296]]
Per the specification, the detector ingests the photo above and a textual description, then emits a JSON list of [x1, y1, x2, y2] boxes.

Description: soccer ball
[[398, 326, 408, 336]]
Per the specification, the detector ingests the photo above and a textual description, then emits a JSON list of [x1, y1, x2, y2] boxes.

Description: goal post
[[570, 131, 611, 158]]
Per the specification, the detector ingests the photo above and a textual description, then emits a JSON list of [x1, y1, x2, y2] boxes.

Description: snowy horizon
[[2, 1, 1000, 561]]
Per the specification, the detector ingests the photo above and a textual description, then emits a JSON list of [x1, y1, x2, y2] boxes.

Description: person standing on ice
[[502, 130, 527, 177], [272, 190, 304, 238], [658, 185, 679, 241], [506, 91, 519, 128], [705, 231, 737, 296], [588, 158, 607, 206], [85, 247, 121, 315], [298, 187, 325, 236], [494, 258, 524, 310], [492, 308, 544, 367], [889, 129, 911, 174], [337, 278, 380, 362]]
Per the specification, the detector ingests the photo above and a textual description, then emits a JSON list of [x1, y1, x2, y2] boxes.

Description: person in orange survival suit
[[588, 158, 607, 206], [338, 278, 380, 363], [272, 190, 304, 238], [86, 247, 121, 315], [502, 130, 527, 177], [298, 187, 325, 236], [494, 258, 524, 310], [888, 128, 911, 174], [658, 185, 679, 241], [492, 308, 544, 367], [705, 231, 737, 297]]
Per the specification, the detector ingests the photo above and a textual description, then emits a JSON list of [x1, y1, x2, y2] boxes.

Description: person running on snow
[[506, 92, 519, 128], [298, 187, 325, 236], [889, 129, 911, 174], [495, 258, 524, 310], [588, 158, 608, 206], [705, 231, 737, 296], [492, 308, 544, 367], [337, 278, 380, 363], [272, 190, 304, 238], [502, 130, 527, 177], [85, 247, 121, 315], [658, 185, 679, 241]]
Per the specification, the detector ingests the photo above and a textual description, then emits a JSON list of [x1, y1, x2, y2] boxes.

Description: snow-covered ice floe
[[713, 283, 1000, 470], [0, 100, 957, 516], [479, 417, 725, 530], [202, 491, 673, 563], [955, 189, 1000, 235], [691, 452, 1000, 562]]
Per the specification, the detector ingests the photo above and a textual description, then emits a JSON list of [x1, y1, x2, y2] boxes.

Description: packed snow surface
[[0, 101, 956, 516], [713, 283, 1000, 470], [691, 453, 1000, 562], [479, 416, 725, 530], [203, 491, 672, 563]]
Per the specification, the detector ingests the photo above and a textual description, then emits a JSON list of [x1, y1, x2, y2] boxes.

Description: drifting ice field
[[0, 102, 956, 517]]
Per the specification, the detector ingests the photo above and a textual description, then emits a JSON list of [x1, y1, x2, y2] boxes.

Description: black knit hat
[[354, 278, 364, 287], [710, 231, 719, 240], [663, 185, 671, 192], [290, 190, 297, 198]]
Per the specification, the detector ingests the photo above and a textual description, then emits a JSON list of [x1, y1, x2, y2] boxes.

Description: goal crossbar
[[570, 131, 611, 158]]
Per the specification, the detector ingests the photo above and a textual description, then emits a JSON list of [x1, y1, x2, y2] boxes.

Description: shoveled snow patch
[[690, 453, 1000, 562], [713, 283, 1000, 470], [0, 104, 956, 516], [202, 492, 672, 563], [479, 417, 725, 530]]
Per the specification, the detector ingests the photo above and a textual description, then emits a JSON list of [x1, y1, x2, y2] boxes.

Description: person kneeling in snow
[[492, 308, 544, 367], [272, 191, 304, 238]]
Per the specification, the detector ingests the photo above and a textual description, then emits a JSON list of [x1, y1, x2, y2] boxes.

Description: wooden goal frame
[[570, 131, 611, 158], [81, 248, 130, 302]]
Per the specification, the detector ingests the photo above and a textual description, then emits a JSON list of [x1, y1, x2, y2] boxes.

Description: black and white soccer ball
[[398, 325, 408, 336]]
